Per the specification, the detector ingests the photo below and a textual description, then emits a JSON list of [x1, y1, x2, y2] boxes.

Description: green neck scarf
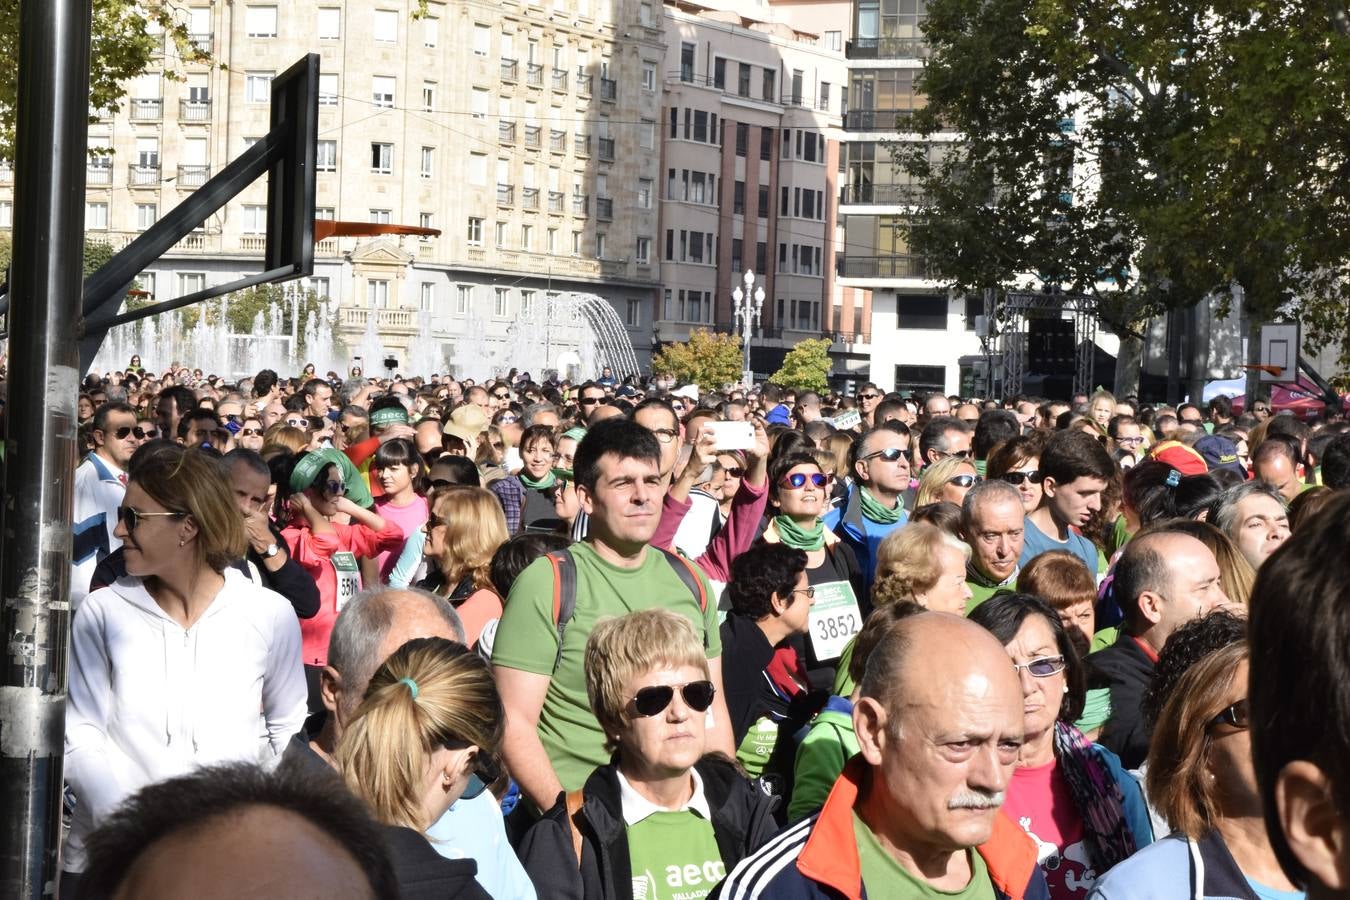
[[774, 514, 825, 551], [859, 486, 904, 525], [520, 470, 556, 490]]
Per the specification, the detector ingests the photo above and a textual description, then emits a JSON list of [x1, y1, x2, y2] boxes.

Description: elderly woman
[[988, 432, 1049, 514], [1088, 642, 1302, 899], [518, 609, 777, 899], [64, 446, 306, 884], [970, 593, 1152, 899], [335, 637, 499, 899], [914, 454, 980, 507]]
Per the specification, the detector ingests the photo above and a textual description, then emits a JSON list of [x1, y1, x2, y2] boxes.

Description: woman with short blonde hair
[[870, 522, 972, 614], [262, 423, 309, 455], [913, 455, 979, 508]]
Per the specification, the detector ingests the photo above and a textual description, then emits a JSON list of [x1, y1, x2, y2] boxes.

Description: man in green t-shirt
[[961, 480, 1025, 613], [493, 417, 732, 810], [721, 613, 1046, 899]]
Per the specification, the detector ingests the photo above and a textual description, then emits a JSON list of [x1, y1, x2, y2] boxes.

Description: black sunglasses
[[241, 428, 263, 437], [859, 392, 882, 400], [1207, 698, 1250, 732], [579, 396, 607, 406], [493, 392, 510, 400], [110, 425, 157, 440], [722, 466, 745, 478], [631, 680, 717, 718], [117, 506, 186, 532], [1001, 470, 1044, 486], [863, 447, 907, 463]]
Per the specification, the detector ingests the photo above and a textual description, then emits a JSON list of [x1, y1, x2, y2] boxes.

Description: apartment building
[[2, 0, 665, 376], [658, 1, 867, 383]]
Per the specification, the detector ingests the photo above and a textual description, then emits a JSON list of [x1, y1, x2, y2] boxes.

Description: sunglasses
[[630, 680, 717, 718], [1207, 698, 1250, 732], [1011, 655, 1066, 678], [579, 396, 606, 406], [859, 392, 882, 400], [722, 466, 745, 478], [241, 428, 263, 437], [780, 472, 829, 490], [497, 415, 519, 424], [426, 514, 446, 529], [947, 474, 980, 488], [110, 426, 156, 440], [937, 449, 973, 460], [863, 447, 908, 463], [1001, 470, 1043, 486], [493, 392, 510, 400], [285, 419, 309, 429], [117, 506, 186, 532], [321, 480, 347, 497]]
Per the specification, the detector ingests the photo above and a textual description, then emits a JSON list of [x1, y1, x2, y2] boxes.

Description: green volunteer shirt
[[853, 810, 997, 900], [491, 542, 721, 792], [627, 810, 725, 900]]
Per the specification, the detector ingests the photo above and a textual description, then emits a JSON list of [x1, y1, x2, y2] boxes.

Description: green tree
[[0, 233, 116, 279], [899, 0, 1350, 394], [196, 283, 326, 354], [651, 329, 743, 392], [770, 338, 832, 393], [0, 0, 212, 162]]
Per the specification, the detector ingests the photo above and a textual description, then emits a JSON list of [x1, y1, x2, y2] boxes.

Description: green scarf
[[519, 470, 557, 490], [774, 515, 825, 551], [859, 486, 904, 525]]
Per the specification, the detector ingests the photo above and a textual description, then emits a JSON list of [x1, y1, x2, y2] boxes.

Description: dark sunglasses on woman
[[947, 474, 981, 488], [630, 680, 717, 718], [1001, 470, 1043, 486]]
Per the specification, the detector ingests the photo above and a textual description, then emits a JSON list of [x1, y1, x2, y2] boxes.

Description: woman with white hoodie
[[63, 445, 307, 887]]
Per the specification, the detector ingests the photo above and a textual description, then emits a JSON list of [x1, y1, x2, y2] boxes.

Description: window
[[310, 277, 330, 298], [638, 1, 654, 26], [824, 30, 842, 51], [468, 152, 487, 185], [135, 203, 157, 230], [791, 69, 804, 105], [420, 282, 435, 311], [180, 272, 206, 295], [467, 216, 484, 246], [420, 146, 434, 178], [423, 15, 438, 47], [316, 140, 337, 172], [371, 76, 395, 108], [367, 278, 390, 309], [245, 6, 277, 37], [421, 82, 435, 111], [0, 201, 10, 228], [640, 118, 655, 150], [819, 82, 831, 112], [473, 23, 490, 56], [317, 7, 340, 39], [494, 288, 509, 317], [641, 61, 656, 91], [596, 233, 607, 259], [756, 241, 767, 272], [520, 290, 535, 317], [738, 62, 752, 97], [572, 230, 582, 256], [495, 221, 508, 247], [241, 204, 266, 233], [762, 68, 776, 102], [899, 295, 950, 330], [315, 207, 335, 220], [626, 298, 641, 327], [245, 72, 274, 104], [735, 122, 748, 157], [637, 178, 653, 208], [546, 228, 557, 254], [802, 131, 819, 163], [635, 237, 650, 264], [318, 73, 338, 105], [370, 142, 393, 173], [369, 208, 392, 223], [456, 284, 472, 314], [373, 9, 397, 42], [733, 180, 745, 215], [85, 202, 108, 230], [471, 88, 488, 118], [757, 185, 769, 218], [521, 224, 532, 250], [680, 43, 695, 82], [713, 58, 726, 90], [731, 238, 743, 272], [418, 212, 434, 238]]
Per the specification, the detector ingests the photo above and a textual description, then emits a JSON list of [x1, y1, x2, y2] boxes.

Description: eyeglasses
[[426, 514, 446, 530], [497, 414, 519, 424], [649, 428, 678, 444], [135, 427, 158, 439], [936, 449, 973, 460], [862, 447, 908, 464], [859, 392, 882, 401], [110, 425, 156, 440], [1001, 470, 1043, 486], [630, 680, 717, 718], [1252, 406, 1270, 414], [1207, 698, 1250, 732], [722, 466, 745, 478], [790, 586, 816, 600], [947, 474, 980, 488], [780, 472, 829, 490], [285, 418, 309, 429], [117, 506, 186, 532], [493, 392, 510, 400], [579, 396, 607, 406], [321, 480, 347, 497], [1011, 656, 1066, 677], [1116, 436, 1145, 446], [241, 428, 263, 437]]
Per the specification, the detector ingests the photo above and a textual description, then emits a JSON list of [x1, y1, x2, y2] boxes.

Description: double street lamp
[[733, 269, 765, 389]]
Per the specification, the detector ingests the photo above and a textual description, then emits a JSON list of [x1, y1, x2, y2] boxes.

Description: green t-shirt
[[832, 637, 858, 697], [491, 542, 721, 792], [627, 810, 725, 900], [853, 811, 997, 900]]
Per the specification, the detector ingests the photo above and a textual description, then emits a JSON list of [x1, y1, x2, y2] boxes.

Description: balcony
[[598, 77, 616, 101], [551, 68, 568, 91], [549, 129, 567, 153], [574, 134, 591, 157], [839, 183, 927, 205], [86, 164, 113, 186], [496, 183, 515, 207], [498, 121, 516, 144], [177, 165, 209, 187], [846, 36, 931, 59], [597, 137, 615, 161], [188, 32, 212, 50], [522, 187, 539, 210], [179, 99, 211, 122], [572, 194, 588, 216], [338, 307, 417, 332], [596, 196, 613, 221], [826, 330, 872, 346], [836, 253, 930, 279], [129, 98, 163, 121], [843, 108, 923, 131], [315, 238, 339, 255], [576, 73, 593, 96], [526, 63, 544, 87], [524, 125, 541, 149], [500, 58, 519, 82], [175, 233, 209, 251], [547, 190, 565, 213], [239, 234, 267, 252], [128, 164, 161, 187]]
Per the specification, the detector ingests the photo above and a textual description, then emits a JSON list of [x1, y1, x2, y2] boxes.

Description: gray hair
[[960, 479, 1025, 530], [522, 402, 560, 429], [1207, 481, 1287, 538], [327, 586, 465, 700]]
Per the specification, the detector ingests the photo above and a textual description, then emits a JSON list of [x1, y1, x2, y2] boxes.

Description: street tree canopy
[[899, 0, 1350, 374], [651, 329, 743, 393], [770, 338, 832, 393]]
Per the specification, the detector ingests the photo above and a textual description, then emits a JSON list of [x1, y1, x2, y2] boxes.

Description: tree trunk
[[1114, 331, 1142, 398]]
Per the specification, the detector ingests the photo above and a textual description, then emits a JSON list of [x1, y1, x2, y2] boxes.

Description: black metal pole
[[0, 0, 92, 895]]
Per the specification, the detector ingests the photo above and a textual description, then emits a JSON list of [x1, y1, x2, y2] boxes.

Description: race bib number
[[829, 408, 862, 430], [808, 580, 862, 661], [331, 551, 362, 613]]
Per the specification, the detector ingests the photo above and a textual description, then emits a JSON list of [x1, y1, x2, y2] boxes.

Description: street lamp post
[[732, 269, 765, 389]]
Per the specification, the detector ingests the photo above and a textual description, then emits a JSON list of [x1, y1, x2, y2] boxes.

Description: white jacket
[[64, 567, 307, 871], [71, 453, 126, 609]]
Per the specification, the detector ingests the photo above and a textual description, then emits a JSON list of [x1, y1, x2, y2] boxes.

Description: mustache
[[947, 789, 1005, 810]]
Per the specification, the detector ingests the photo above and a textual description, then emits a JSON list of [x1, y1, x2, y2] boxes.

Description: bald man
[[722, 613, 1045, 898]]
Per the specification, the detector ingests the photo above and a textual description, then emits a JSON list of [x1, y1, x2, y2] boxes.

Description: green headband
[[370, 406, 409, 428]]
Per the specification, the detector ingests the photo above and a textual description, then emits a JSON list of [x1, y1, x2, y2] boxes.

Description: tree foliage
[[770, 338, 833, 393], [899, 0, 1350, 372], [0, 232, 116, 279], [651, 329, 743, 392]]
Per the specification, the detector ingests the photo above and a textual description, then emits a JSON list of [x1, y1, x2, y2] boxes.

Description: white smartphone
[[707, 421, 755, 451]]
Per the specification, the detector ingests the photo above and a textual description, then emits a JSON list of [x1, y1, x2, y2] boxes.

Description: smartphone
[[707, 421, 755, 451]]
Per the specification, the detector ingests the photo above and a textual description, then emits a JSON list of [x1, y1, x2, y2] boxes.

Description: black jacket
[[1087, 630, 1156, 769], [381, 824, 493, 900], [517, 755, 779, 900], [719, 613, 782, 745]]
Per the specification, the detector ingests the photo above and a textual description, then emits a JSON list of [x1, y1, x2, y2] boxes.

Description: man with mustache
[[721, 612, 1047, 899]]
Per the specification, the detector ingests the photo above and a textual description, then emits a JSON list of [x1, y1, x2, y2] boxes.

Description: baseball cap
[[1194, 434, 1244, 475], [442, 404, 489, 444], [1148, 440, 1208, 477]]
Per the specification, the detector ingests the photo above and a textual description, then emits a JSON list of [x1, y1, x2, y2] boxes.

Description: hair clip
[[1165, 469, 1181, 488]]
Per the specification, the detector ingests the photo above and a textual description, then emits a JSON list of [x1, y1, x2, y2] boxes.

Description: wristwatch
[[263, 542, 281, 559]]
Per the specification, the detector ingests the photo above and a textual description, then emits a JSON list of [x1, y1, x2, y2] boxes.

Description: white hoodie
[[64, 567, 307, 871]]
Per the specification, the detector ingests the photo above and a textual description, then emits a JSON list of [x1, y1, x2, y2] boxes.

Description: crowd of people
[[55, 357, 1350, 900]]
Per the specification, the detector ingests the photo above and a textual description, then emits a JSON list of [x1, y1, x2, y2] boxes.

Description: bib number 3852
[[807, 581, 862, 662]]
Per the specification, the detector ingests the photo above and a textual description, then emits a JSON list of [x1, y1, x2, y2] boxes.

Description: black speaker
[[1027, 318, 1075, 374]]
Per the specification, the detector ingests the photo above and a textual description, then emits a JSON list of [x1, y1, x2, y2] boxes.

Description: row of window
[[679, 43, 832, 109], [662, 288, 715, 324], [243, 6, 441, 45], [664, 229, 717, 265], [464, 217, 649, 265]]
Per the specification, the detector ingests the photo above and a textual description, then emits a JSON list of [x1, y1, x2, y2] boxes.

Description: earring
[[178, 539, 185, 547]]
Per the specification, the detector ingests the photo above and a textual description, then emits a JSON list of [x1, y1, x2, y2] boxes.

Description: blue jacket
[[1088, 830, 1267, 900], [716, 758, 1050, 900], [821, 483, 906, 593], [1088, 741, 1155, 854]]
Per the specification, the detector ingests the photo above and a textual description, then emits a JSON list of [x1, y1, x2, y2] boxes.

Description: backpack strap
[[657, 549, 711, 649], [547, 549, 577, 674], [564, 788, 586, 868]]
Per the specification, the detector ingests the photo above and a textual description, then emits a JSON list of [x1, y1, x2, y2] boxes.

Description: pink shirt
[[374, 495, 428, 582], [1005, 757, 1094, 899]]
